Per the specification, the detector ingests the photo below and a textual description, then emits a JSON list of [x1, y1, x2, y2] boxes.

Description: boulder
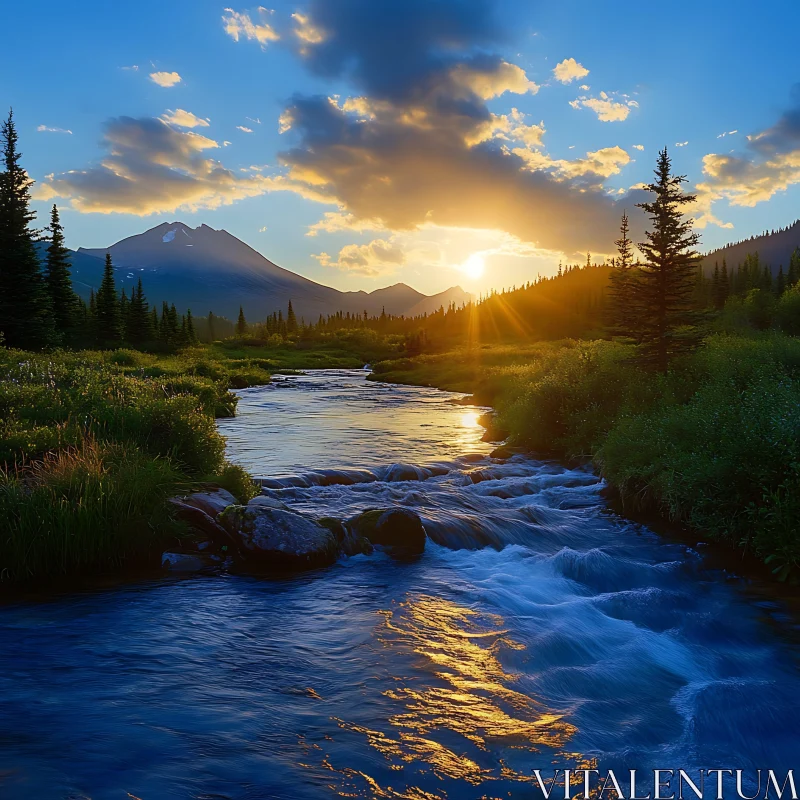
[[181, 487, 238, 518], [168, 498, 236, 549], [220, 505, 339, 570], [318, 517, 373, 557], [247, 495, 290, 512], [348, 508, 426, 555]]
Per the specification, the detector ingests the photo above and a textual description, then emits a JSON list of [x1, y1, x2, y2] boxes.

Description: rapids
[[0, 369, 798, 799]]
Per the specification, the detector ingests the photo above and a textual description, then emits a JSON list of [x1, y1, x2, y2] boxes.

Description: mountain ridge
[[64, 222, 471, 321], [702, 220, 800, 274]]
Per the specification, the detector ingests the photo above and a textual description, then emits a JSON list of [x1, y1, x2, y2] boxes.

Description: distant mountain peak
[[72, 221, 472, 320]]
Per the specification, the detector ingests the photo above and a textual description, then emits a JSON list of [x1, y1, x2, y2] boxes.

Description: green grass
[[373, 334, 800, 580], [0, 334, 392, 585]]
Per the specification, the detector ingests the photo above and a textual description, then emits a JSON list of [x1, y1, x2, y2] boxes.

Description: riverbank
[[370, 334, 800, 581], [0, 336, 393, 585]]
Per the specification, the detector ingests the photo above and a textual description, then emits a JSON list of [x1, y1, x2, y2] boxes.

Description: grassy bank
[[0, 333, 396, 584], [371, 335, 800, 580]]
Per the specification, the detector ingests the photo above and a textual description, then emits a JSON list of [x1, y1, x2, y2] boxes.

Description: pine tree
[[95, 253, 123, 346], [44, 204, 77, 343], [776, 265, 786, 297], [287, 300, 298, 334], [607, 211, 641, 338], [119, 288, 129, 340], [236, 305, 247, 336], [127, 278, 152, 345], [720, 259, 730, 305], [186, 309, 197, 345], [0, 109, 56, 348], [635, 148, 701, 371], [788, 249, 800, 288], [159, 301, 170, 343]]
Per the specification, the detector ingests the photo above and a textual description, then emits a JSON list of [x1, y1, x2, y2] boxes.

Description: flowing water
[[1, 369, 799, 799]]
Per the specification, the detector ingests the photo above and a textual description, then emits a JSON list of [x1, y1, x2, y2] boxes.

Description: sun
[[462, 253, 485, 280]]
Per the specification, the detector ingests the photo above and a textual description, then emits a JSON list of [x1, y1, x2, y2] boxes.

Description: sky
[[4, 0, 800, 297]]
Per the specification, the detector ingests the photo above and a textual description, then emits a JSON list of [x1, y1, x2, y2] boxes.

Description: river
[[1, 369, 799, 799]]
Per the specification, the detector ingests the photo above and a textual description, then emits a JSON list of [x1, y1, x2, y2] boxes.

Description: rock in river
[[348, 508, 427, 555], [219, 505, 339, 570]]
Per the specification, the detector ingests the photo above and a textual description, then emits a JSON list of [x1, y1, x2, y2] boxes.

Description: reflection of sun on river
[[322, 596, 582, 797]]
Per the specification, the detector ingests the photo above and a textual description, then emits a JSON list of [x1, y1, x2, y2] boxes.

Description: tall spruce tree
[[287, 300, 298, 334], [186, 309, 197, 345], [0, 109, 56, 348], [95, 253, 123, 346], [635, 148, 701, 371], [44, 204, 77, 343], [127, 278, 152, 345]]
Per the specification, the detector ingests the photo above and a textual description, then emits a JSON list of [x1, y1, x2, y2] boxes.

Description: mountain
[[68, 222, 471, 321], [702, 220, 800, 274]]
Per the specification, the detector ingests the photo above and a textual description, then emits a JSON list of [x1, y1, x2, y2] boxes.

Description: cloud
[[513, 145, 631, 180], [37, 125, 72, 134], [692, 89, 800, 227], [292, 12, 326, 46], [306, 211, 386, 236], [150, 71, 182, 87], [259, 225, 268, 232], [267, 0, 627, 253], [570, 91, 638, 122], [675, 141, 688, 147], [553, 58, 589, 84], [632, 144, 644, 151], [236, 125, 254, 133], [35, 116, 273, 215], [121, 65, 139, 72], [161, 109, 210, 128], [313, 237, 406, 276], [717, 130, 738, 139], [246, 116, 262, 125], [222, 8, 280, 47]]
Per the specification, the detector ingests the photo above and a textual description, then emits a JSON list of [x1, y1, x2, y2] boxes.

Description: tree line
[[0, 110, 200, 351]]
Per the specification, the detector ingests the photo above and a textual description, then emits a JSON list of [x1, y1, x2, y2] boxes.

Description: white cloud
[[246, 116, 261, 125], [292, 12, 326, 45], [570, 91, 638, 122], [150, 71, 182, 88], [553, 58, 589, 84], [632, 144, 644, 151], [121, 65, 139, 72], [675, 141, 689, 147], [259, 226, 268, 232], [716, 130, 738, 139], [514, 145, 631, 180], [450, 61, 538, 99], [161, 109, 210, 128], [236, 125, 254, 133], [306, 211, 386, 237], [222, 8, 279, 47], [37, 125, 72, 134], [34, 116, 275, 216], [313, 237, 407, 276]]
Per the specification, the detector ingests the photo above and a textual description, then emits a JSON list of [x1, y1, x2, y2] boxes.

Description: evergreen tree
[[236, 305, 247, 336], [720, 259, 730, 305], [44, 204, 77, 343], [127, 278, 152, 345], [635, 148, 701, 371], [0, 109, 56, 348], [607, 211, 641, 338], [186, 309, 197, 345], [159, 301, 170, 343], [776, 265, 786, 297], [287, 300, 298, 334], [788, 249, 800, 288], [119, 288, 129, 340], [95, 254, 123, 346]]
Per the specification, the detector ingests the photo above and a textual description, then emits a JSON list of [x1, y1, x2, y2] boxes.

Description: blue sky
[[4, 0, 800, 295]]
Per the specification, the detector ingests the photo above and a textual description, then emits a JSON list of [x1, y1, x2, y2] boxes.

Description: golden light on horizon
[[462, 252, 485, 280]]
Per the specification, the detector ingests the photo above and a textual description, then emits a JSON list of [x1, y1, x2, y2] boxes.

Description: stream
[[1, 369, 798, 799]]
